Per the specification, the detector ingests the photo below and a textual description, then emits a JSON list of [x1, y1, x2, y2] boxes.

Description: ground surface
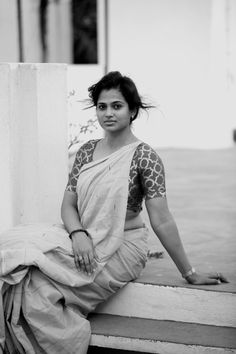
[[141, 147, 236, 290]]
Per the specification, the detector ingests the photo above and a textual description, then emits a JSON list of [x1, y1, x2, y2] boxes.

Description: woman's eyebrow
[[97, 100, 124, 104]]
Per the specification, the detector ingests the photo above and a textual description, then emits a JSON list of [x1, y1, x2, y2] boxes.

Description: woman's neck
[[104, 130, 138, 149]]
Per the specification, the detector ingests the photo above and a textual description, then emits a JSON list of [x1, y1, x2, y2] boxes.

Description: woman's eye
[[97, 105, 106, 110], [113, 104, 122, 110]]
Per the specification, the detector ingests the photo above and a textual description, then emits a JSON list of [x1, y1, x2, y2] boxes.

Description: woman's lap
[[72, 226, 148, 315], [1, 227, 148, 353]]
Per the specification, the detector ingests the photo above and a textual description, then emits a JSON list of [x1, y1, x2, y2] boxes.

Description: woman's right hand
[[186, 271, 229, 285], [71, 231, 97, 275]]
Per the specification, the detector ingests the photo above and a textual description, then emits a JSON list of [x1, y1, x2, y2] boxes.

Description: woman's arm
[[61, 191, 96, 275], [61, 191, 83, 233], [145, 197, 228, 285]]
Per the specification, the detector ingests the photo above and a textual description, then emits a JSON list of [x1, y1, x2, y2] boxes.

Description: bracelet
[[69, 229, 90, 240], [182, 267, 196, 279]]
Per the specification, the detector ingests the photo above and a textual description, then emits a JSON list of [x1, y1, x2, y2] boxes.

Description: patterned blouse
[[66, 140, 166, 212]]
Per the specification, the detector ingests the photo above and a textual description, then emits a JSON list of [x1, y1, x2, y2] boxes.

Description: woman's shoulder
[[75, 139, 101, 155], [135, 141, 163, 160], [80, 139, 101, 150], [71, 139, 101, 166]]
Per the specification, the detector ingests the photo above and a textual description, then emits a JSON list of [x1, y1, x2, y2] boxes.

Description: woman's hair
[[87, 71, 154, 122]]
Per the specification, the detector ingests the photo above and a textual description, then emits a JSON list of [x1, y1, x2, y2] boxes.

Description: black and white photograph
[[0, 1, 236, 353]]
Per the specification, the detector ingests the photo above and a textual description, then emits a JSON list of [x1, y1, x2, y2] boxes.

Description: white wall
[[0, 0, 19, 61], [67, 65, 104, 160], [0, 63, 68, 232], [107, 0, 236, 149], [0, 0, 72, 63]]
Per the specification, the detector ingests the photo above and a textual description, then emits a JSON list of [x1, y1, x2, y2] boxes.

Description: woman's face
[[96, 88, 134, 133]]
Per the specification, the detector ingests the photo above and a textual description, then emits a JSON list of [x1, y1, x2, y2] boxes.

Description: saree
[[0, 142, 148, 354]]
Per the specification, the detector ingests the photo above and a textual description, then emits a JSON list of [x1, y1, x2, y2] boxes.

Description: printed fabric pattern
[[66, 139, 166, 212]]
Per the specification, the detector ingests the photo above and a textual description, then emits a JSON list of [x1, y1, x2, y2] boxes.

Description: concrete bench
[[89, 313, 236, 354], [88, 260, 236, 353]]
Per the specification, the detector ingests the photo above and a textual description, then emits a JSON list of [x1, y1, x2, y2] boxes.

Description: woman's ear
[[131, 109, 137, 119]]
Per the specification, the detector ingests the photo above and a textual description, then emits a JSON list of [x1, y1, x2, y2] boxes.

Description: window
[[72, 0, 98, 64]]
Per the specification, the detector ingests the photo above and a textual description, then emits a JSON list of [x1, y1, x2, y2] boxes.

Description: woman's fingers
[[74, 252, 96, 275], [88, 251, 97, 272], [188, 272, 229, 285], [199, 278, 220, 285], [220, 275, 229, 283], [82, 253, 93, 275], [74, 254, 82, 271], [72, 233, 97, 275], [208, 272, 229, 283]]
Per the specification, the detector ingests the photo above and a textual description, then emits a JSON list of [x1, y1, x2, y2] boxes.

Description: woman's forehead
[[97, 89, 126, 103]]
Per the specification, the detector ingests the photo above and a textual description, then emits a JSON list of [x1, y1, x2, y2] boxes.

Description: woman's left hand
[[186, 272, 229, 285]]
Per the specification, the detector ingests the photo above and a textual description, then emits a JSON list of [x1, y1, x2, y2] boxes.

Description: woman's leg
[[2, 228, 148, 354], [3, 268, 91, 354]]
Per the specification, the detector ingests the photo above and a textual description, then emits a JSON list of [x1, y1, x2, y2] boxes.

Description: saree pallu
[[0, 141, 148, 353], [76, 141, 142, 263]]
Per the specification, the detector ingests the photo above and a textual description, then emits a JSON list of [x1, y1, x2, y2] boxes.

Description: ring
[[78, 255, 83, 262]]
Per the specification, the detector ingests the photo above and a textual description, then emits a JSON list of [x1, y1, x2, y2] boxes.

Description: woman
[[62, 71, 228, 285], [0, 71, 228, 354]]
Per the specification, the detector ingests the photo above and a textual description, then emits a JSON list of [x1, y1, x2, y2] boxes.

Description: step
[[95, 261, 236, 328], [95, 281, 236, 328], [88, 314, 236, 354]]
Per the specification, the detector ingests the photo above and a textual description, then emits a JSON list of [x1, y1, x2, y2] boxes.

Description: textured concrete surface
[[89, 314, 236, 349], [140, 147, 236, 292]]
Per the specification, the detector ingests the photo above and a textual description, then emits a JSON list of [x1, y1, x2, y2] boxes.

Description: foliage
[[68, 89, 98, 150], [68, 118, 98, 150]]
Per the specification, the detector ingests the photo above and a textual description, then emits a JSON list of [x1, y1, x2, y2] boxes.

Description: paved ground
[[140, 147, 236, 292]]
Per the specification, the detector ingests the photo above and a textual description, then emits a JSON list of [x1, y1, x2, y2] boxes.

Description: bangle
[[69, 229, 90, 240], [182, 267, 196, 279]]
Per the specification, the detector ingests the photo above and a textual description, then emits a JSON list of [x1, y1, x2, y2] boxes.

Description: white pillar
[[0, 0, 19, 61], [0, 63, 68, 232], [0, 64, 16, 231], [21, 0, 42, 62], [48, 0, 72, 63]]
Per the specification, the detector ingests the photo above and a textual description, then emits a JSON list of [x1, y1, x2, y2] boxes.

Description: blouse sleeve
[[65, 146, 85, 193], [138, 143, 166, 199]]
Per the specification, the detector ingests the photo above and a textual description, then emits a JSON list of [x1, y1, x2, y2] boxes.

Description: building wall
[[0, 63, 68, 232], [0, 0, 72, 63], [0, 0, 235, 149], [0, 0, 19, 61], [107, 0, 236, 149]]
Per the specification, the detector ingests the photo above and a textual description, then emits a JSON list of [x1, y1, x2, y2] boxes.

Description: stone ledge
[[95, 280, 236, 328], [89, 314, 236, 354]]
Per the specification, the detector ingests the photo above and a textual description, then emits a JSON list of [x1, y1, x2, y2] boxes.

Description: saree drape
[[76, 141, 141, 263], [0, 142, 148, 354]]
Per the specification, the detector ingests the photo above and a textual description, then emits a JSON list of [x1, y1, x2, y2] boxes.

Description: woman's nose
[[105, 107, 113, 117]]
